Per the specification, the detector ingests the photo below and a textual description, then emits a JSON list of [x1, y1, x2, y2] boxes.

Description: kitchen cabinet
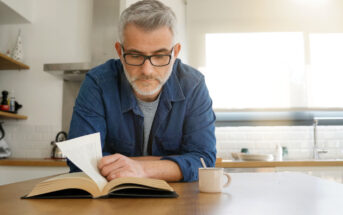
[[0, 166, 69, 185], [218, 161, 343, 183], [223, 166, 343, 184], [0, 158, 68, 185], [276, 166, 343, 184]]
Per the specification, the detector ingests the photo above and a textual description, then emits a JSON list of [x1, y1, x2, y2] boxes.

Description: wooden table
[[1, 172, 343, 215]]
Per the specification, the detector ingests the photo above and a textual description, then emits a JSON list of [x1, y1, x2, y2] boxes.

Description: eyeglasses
[[121, 45, 174, 67]]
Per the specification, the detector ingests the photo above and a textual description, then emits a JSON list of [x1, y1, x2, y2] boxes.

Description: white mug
[[198, 168, 231, 193]]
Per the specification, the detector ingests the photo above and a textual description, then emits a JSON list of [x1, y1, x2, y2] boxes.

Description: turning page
[[56, 132, 107, 191]]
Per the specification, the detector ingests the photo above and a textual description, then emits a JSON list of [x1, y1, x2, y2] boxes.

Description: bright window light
[[308, 33, 343, 108], [203, 33, 305, 109]]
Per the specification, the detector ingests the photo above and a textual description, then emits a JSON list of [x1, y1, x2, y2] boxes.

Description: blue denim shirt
[[67, 59, 216, 182]]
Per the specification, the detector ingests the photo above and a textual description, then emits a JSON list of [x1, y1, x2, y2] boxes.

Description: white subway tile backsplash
[[3, 123, 60, 159], [216, 126, 343, 160], [3, 122, 343, 160]]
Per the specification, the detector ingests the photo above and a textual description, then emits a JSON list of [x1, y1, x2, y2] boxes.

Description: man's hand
[[98, 153, 183, 182], [98, 153, 147, 181]]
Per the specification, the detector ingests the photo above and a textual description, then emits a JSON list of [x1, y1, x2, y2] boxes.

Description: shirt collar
[[119, 59, 185, 114]]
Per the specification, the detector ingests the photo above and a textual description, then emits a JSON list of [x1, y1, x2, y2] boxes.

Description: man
[[67, 0, 216, 182]]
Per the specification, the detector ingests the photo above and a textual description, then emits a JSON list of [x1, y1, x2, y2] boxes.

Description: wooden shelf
[[0, 52, 29, 70], [0, 111, 27, 119]]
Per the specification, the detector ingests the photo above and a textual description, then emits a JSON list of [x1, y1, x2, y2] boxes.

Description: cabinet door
[[224, 167, 276, 173], [0, 166, 69, 185], [276, 166, 343, 184]]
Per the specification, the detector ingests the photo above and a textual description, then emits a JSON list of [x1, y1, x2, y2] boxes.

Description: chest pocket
[[155, 135, 182, 155], [104, 136, 135, 156]]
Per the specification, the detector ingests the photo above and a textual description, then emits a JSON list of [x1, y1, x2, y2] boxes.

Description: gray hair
[[118, 0, 177, 43]]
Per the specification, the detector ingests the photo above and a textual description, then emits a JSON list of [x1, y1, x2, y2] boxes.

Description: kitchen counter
[[0, 158, 222, 167], [1, 158, 343, 168], [216, 159, 343, 168], [0, 158, 67, 167]]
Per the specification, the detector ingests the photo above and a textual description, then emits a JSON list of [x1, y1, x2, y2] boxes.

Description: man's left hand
[[98, 153, 147, 181]]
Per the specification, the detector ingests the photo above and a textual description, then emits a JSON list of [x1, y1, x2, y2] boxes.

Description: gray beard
[[123, 65, 173, 96]]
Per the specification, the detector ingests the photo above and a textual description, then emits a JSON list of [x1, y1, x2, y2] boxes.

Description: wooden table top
[[1, 172, 343, 215]]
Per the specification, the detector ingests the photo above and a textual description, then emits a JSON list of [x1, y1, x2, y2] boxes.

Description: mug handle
[[223, 172, 231, 188]]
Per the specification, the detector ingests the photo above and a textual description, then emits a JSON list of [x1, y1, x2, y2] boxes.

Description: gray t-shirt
[[137, 96, 160, 156]]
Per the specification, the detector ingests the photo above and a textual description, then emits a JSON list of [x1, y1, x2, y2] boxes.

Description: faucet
[[313, 118, 328, 160]]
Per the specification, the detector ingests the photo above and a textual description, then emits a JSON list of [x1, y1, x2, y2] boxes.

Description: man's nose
[[141, 58, 154, 76]]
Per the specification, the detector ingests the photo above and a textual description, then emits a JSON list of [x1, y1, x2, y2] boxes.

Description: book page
[[104, 177, 174, 194], [44, 172, 92, 183], [56, 133, 107, 191], [26, 172, 101, 198]]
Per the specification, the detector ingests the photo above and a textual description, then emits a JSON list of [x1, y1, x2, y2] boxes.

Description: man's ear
[[115, 42, 122, 58], [173, 43, 181, 59]]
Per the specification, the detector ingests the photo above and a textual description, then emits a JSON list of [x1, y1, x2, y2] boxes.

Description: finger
[[98, 154, 121, 169], [106, 166, 128, 181], [100, 157, 126, 177], [98, 153, 122, 169]]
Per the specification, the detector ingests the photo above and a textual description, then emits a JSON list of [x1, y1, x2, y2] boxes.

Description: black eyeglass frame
[[121, 45, 174, 67]]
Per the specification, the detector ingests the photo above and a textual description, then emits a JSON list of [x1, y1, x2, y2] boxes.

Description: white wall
[[0, 0, 93, 158]]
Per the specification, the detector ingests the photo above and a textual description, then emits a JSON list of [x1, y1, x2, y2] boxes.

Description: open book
[[23, 172, 177, 198], [22, 133, 178, 199]]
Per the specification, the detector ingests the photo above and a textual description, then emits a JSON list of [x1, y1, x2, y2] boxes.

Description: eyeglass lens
[[125, 54, 171, 66]]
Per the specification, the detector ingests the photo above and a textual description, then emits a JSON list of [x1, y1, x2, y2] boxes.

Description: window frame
[[215, 109, 343, 127]]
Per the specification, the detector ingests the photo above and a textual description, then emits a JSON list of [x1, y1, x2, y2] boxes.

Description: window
[[202, 32, 305, 110], [308, 33, 343, 107], [202, 32, 343, 110]]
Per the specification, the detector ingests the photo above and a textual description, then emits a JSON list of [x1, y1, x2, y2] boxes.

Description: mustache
[[132, 75, 163, 83]]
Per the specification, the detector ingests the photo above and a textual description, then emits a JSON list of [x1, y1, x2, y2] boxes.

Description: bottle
[[0, 91, 9, 111], [9, 94, 15, 112], [240, 148, 249, 154], [274, 144, 283, 161], [282, 146, 288, 160]]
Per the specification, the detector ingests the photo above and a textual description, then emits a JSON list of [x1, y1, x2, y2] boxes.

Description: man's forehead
[[122, 24, 174, 53], [122, 45, 172, 54]]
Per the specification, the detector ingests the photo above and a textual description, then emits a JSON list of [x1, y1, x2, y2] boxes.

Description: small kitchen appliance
[[0, 122, 11, 158], [51, 131, 68, 159]]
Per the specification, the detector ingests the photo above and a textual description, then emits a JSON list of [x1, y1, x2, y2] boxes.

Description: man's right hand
[[98, 153, 147, 181]]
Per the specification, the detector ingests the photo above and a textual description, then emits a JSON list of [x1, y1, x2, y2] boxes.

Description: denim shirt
[[67, 59, 216, 182]]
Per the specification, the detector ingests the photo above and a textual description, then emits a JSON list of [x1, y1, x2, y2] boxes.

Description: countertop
[[1, 157, 343, 168], [216, 159, 343, 168], [0, 158, 67, 167]]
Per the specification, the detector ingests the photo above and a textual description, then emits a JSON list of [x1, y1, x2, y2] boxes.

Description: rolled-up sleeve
[[161, 78, 216, 182]]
